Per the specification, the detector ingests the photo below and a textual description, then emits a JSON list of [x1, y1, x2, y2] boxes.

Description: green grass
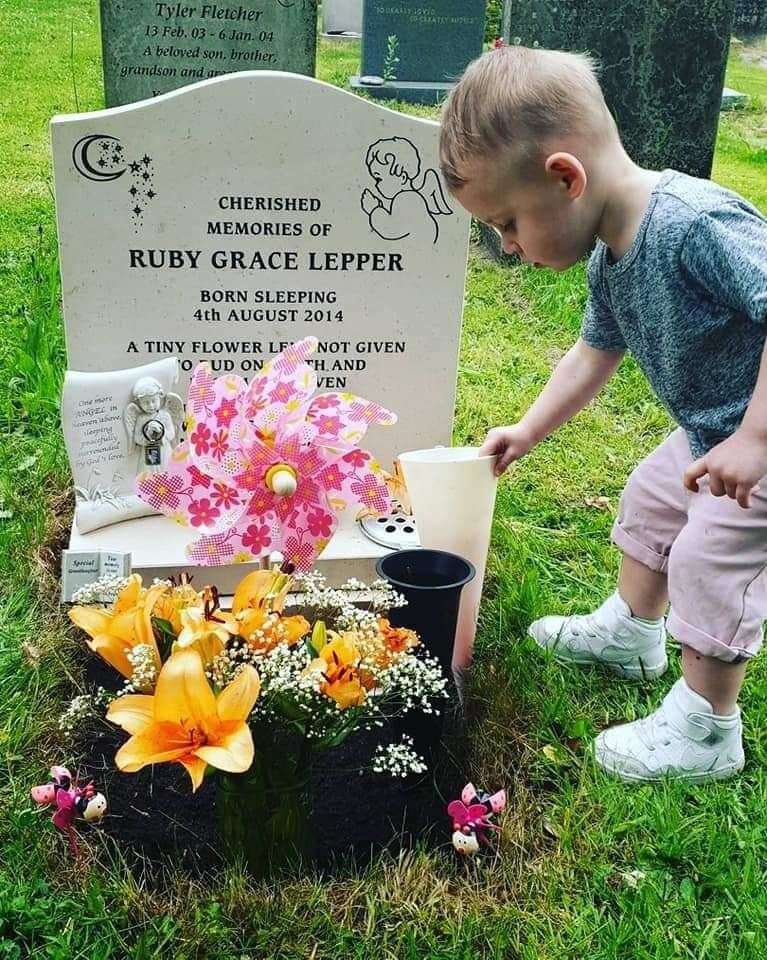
[[2, 8, 767, 958]]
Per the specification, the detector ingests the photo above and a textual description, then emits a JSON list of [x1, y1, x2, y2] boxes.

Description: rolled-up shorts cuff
[[666, 609, 757, 663], [611, 518, 669, 574]]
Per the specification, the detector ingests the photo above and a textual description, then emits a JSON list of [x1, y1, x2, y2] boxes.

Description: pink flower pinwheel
[[136, 337, 397, 569]]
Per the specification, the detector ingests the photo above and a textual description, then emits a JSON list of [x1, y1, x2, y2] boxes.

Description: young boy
[[440, 45, 767, 783]]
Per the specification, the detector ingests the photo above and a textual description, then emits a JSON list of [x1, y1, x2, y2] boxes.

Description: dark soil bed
[[76, 657, 466, 883]]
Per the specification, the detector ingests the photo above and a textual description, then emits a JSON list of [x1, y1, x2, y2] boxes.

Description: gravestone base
[[323, 30, 362, 40], [68, 512, 396, 594], [721, 87, 749, 111], [476, 222, 519, 266], [350, 77, 453, 105]]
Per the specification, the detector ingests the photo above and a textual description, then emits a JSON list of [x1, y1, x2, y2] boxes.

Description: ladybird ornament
[[447, 782, 506, 856], [31, 765, 107, 857]]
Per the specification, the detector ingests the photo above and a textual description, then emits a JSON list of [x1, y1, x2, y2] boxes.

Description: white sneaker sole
[[527, 626, 668, 681], [594, 750, 745, 784]]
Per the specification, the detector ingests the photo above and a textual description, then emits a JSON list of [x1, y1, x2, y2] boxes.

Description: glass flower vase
[[216, 726, 313, 879]]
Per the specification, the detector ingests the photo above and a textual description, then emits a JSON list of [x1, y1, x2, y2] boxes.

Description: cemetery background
[[1, 2, 767, 957]]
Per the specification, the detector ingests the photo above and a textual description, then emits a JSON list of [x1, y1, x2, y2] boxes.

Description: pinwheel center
[[265, 463, 298, 497]]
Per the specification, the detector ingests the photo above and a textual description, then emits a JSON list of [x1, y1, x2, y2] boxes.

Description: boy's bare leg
[[681, 646, 747, 715], [618, 556, 745, 712], [617, 555, 668, 620]]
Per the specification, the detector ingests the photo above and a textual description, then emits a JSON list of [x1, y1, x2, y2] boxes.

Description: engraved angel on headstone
[[361, 136, 453, 244], [123, 376, 184, 473]]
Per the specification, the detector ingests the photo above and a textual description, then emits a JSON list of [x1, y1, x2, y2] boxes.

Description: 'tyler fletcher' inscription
[[100, 0, 317, 106]]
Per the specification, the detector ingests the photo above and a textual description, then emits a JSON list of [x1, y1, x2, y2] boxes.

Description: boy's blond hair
[[440, 45, 618, 191]]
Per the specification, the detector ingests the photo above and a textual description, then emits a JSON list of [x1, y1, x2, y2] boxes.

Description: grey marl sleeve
[[580, 248, 627, 351], [680, 203, 767, 325]]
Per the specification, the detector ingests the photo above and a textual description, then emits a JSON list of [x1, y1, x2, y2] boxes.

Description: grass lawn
[[2, 6, 767, 958]]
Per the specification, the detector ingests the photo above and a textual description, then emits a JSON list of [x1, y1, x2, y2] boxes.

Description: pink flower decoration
[[351, 474, 389, 513], [210, 428, 229, 461], [212, 482, 240, 510], [188, 464, 211, 489], [343, 449, 370, 469], [139, 473, 186, 510], [189, 367, 216, 416], [188, 497, 220, 528], [215, 398, 238, 427], [241, 523, 273, 553], [135, 338, 397, 569], [320, 463, 345, 490], [312, 395, 340, 410], [190, 423, 212, 456], [314, 415, 342, 436], [283, 535, 317, 570], [307, 509, 334, 538], [247, 489, 275, 515], [269, 381, 296, 404]]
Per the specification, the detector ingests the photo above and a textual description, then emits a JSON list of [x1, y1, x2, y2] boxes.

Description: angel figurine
[[124, 376, 184, 473]]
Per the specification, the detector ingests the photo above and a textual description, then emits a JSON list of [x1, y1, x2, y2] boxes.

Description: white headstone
[[52, 72, 470, 588], [51, 72, 470, 471]]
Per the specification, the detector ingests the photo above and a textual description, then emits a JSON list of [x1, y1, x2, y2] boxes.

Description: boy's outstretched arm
[[480, 338, 624, 475], [684, 338, 767, 508]]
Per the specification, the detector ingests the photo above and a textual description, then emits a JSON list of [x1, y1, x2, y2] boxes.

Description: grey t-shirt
[[581, 169, 767, 458]]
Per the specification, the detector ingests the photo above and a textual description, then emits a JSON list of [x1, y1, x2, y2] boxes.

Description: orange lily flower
[[174, 606, 236, 664], [378, 619, 420, 656], [107, 648, 260, 791], [306, 636, 366, 709], [154, 578, 201, 634], [232, 569, 309, 651], [174, 586, 237, 664], [69, 575, 166, 678]]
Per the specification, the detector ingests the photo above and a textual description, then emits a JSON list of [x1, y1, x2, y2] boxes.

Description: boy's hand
[[479, 424, 536, 476], [683, 427, 767, 508]]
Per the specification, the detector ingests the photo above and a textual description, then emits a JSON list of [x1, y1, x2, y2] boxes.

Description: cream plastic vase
[[398, 447, 498, 669]]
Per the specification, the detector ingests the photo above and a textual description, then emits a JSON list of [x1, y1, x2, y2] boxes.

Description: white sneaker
[[527, 592, 668, 681], [595, 678, 745, 783]]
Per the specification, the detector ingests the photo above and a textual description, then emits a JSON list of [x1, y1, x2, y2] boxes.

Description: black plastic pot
[[376, 549, 475, 768], [376, 548, 475, 676]]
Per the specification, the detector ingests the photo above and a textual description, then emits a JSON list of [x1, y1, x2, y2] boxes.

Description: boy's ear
[[544, 153, 587, 199]]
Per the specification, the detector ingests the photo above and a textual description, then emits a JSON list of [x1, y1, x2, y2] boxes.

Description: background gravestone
[[351, 0, 486, 104], [734, 0, 767, 33], [100, 0, 318, 106], [323, 0, 363, 37], [503, 0, 737, 180]]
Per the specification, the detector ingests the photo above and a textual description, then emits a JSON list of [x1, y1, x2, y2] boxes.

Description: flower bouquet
[[66, 562, 448, 877]]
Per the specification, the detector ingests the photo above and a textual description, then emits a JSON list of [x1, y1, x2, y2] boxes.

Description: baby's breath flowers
[[59, 687, 112, 739], [71, 575, 131, 606], [372, 736, 427, 778], [124, 643, 159, 693]]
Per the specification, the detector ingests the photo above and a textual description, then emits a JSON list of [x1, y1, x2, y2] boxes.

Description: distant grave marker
[[351, 0, 486, 105], [503, 0, 737, 179], [100, 0, 319, 106]]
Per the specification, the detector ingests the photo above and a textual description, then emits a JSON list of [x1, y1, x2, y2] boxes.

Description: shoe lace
[[568, 612, 601, 640], [633, 710, 674, 751]]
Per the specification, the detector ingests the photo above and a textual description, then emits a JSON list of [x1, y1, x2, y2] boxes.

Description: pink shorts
[[612, 428, 767, 662]]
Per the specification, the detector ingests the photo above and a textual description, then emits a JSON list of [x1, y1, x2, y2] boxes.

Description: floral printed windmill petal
[[305, 392, 397, 453], [186, 507, 282, 565], [186, 367, 251, 483], [242, 337, 318, 432], [315, 451, 391, 518], [137, 448, 250, 534]]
